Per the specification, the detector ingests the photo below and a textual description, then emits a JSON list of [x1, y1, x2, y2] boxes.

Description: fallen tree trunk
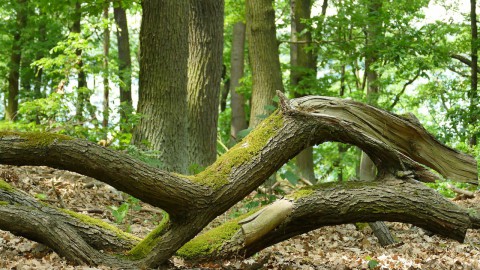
[[179, 178, 478, 261], [0, 94, 477, 268]]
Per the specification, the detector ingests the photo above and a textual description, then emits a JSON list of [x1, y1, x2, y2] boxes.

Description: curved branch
[[0, 132, 211, 216], [0, 186, 139, 267]]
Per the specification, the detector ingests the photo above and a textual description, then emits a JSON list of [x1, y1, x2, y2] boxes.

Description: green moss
[[286, 189, 315, 200], [0, 178, 14, 192], [60, 208, 140, 243], [185, 111, 284, 189], [127, 212, 170, 260], [0, 201, 9, 206], [176, 209, 261, 260], [0, 131, 73, 148]]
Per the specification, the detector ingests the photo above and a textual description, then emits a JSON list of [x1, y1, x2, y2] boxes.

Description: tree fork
[[0, 94, 477, 268]]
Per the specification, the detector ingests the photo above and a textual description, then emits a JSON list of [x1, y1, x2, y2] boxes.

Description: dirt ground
[[1, 165, 479, 270]]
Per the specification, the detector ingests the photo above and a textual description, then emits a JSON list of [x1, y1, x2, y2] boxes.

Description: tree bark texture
[[246, 0, 284, 128], [0, 94, 477, 268], [6, 0, 27, 121], [113, 1, 133, 129], [132, 0, 189, 173], [187, 0, 225, 168], [291, 0, 317, 183], [230, 22, 248, 141]]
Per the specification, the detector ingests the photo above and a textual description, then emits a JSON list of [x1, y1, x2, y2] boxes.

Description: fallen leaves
[[1, 165, 480, 269]]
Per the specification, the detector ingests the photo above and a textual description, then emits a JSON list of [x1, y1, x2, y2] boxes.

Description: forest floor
[[0, 165, 479, 270]]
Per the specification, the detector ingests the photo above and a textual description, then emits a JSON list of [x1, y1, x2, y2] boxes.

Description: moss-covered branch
[[178, 178, 473, 262]]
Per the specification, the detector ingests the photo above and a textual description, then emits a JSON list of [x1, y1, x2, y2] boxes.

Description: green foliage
[[108, 203, 129, 225], [125, 145, 163, 169]]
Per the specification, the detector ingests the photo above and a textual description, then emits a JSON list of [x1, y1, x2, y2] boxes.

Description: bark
[[6, 0, 27, 121], [102, 4, 110, 133], [113, 1, 133, 129], [132, 0, 189, 173], [187, 0, 224, 168], [230, 22, 248, 141], [469, 0, 478, 146], [0, 94, 477, 268], [246, 0, 284, 128], [291, 0, 318, 183]]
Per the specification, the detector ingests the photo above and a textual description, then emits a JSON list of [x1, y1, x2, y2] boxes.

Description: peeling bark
[[0, 94, 477, 268]]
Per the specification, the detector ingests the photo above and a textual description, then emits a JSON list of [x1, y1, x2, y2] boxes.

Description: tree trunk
[[102, 4, 110, 135], [469, 0, 478, 146], [229, 22, 248, 141], [0, 94, 477, 268], [6, 0, 27, 121], [360, 0, 396, 246], [246, 0, 284, 128], [72, 0, 88, 122], [113, 1, 133, 131], [290, 0, 318, 184], [132, 0, 189, 173], [187, 0, 225, 169]]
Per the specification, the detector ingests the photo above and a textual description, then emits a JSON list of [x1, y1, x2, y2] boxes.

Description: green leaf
[[284, 170, 299, 185], [368, 259, 379, 269]]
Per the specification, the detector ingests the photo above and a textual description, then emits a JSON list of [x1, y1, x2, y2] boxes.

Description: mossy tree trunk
[[132, 0, 189, 173], [0, 94, 477, 268], [246, 0, 284, 128], [229, 22, 248, 141], [187, 0, 225, 169]]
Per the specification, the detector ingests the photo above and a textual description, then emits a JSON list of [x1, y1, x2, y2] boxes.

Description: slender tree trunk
[[470, 0, 478, 146], [102, 4, 110, 134], [359, 0, 396, 247], [246, 0, 284, 129], [6, 0, 27, 121], [73, 0, 88, 122], [113, 1, 133, 130], [290, 0, 319, 184], [187, 0, 224, 169], [230, 22, 248, 141], [132, 0, 189, 173], [34, 17, 46, 100]]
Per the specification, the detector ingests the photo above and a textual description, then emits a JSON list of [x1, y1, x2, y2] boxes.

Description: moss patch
[[176, 209, 261, 260], [185, 111, 284, 189], [0, 131, 73, 148], [0, 201, 9, 206], [0, 178, 14, 192], [286, 189, 315, 200], [127, 212, 170, 260], [61, 208, 140, 243]]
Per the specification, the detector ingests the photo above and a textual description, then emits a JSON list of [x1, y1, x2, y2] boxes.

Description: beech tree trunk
[[246, 0, 284, 128], [132, 1, 189, 173], [187, 0, 224, 168], [229, 22, 248, 141], [113, 1, 133, 130], [72, 0, 89, 122], [0, 94, 477, 268]]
